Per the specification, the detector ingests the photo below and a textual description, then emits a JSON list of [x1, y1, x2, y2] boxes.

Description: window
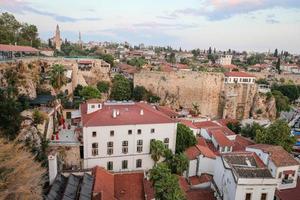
[[110, 130, 114, 136], [107, 161, 113, 170], [260, 193, 267, 200], [137, 140, 143, 153], [151, 128, 155, 133], [136, 159, 142, 168], [278, 172, 282, 178], [92, 131, 97, 137], [137, 129, 142, 134], [91, 105, 95, 109], [164, 138, 169, 148], [107, 142, 113, 155], [245, 193, 251, 200], [128, 130, 132, 135], [122, 141, 128, 154], [98, 104, 101, 108], [122, 160, 128, 169], [66, 112, 71, 119], [92, 143, 98, 156]]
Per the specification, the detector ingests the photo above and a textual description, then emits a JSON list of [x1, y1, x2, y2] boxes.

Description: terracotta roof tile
[[193, 121, 220, 129], [93, 167, 115, 200], [275, 177, 300, 200], [196, 145, 216, 159], [233, 135, 255, 152], [82, 102, 175, 127], [224, 71, 256, 77], [0, 44, 39, 52], [156, 106, 179, 118], [247, 144, 299, 167], [185, 146, 201, 160], [211, 130, 234, 147], [179, 119, 198, 129]]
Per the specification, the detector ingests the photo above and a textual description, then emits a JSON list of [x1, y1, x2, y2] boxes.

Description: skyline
[[1, 0, 300, 53]]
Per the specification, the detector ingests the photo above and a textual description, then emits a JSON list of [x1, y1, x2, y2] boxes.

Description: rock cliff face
[[134, 71, 276, 120], [251, 93, 277, 120], [134, 71, 224, 118]]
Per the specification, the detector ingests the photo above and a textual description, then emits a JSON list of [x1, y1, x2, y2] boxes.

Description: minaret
[[78, 31, 83, 48], [54, 24, 62, 51]]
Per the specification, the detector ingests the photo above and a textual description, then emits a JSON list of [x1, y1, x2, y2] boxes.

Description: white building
[[79, 100, 177, 172], [246, 144, 299, 190], [217, 55, 232, 65], [280, 64, 300, 74], [224, 71, 256, 84], [213, 152, 277, 200]]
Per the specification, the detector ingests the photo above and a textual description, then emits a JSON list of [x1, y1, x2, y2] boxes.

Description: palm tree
[[150, 140, 166, 164], [50, 64, 67, 91]]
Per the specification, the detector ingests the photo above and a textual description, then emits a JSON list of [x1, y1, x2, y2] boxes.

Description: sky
[[1, 0, 300, 53]]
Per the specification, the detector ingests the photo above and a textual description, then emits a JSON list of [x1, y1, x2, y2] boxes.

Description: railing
[[49, 140, 80, 146]]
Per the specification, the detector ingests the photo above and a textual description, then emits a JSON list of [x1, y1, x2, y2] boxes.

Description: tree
[[274, 48, 278, 57], [241, 122, 265, 139], [73, 84, 83, 97], [272, 84, 299, 103], [98, 53, 115, 67], [32, 109, 46, 125], [0, 88, 22, 140], [276, 58, 281, 74], [176, 124, 197, 153], [227, 121, 241, 134], [150, 139, 166, 164], [167, 52, 176, 64], [272, 90, 290, 113], [79, 86, 101, 100], [127, 57, 146, 68], [149, 163, 185, 200], [167, 153, 189, 175], [110, 74, 132, 101], [255, 120, 296, 152], [50, 64, 67, 91], [97, 81, 110, 93], [133, 85, 148, 101]]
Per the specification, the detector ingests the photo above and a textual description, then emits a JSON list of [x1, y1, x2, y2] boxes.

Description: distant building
[[217, 55, 232, 65], [224, 71, 256, 84], [51, 25, 62, 51]]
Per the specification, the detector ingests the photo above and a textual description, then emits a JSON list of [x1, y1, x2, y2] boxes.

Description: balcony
[[282, 179, 294, 184]]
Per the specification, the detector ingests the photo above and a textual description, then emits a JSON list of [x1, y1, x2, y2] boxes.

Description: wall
[[198, 155, 215, 175], [134, 71, 224, 118]]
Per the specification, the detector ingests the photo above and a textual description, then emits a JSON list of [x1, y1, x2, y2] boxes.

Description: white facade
[[224, 76, 256, 84], [217, 55, 232, 65], [213, 156, 277, 200], [186, 155, 215, 178], [83, 123, 177, 171], [246, 147, 300, 190]]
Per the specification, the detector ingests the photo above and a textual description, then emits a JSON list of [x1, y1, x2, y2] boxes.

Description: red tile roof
[[185, 137, 216, 160], [185, 146, 201, 160], [156, 106, 179, 118], [233, 135, 255, 151], [247, 144, 299, 167], [0, 44, 39, 52], [275, 177, 300, 200], [207, 126, 236, 137], [179, 119, 198, 129], [81, 102, 175, 127], [186, 188, 216, 200], [118, 63, 137, 74], [196, 145, 216, 159], [78, 60, 93, 64], [224, 71, 256, 77], [189, 174, 213, 186], [93, 167, 115, 200], [93, 166, 145, 200], [222, 64, 238, 69], [212, 130, 234, 147], [114, 172, 145, 200], [193, 121, 220, 129]]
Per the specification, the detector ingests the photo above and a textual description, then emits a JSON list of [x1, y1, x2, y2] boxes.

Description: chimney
[[140, 109, 144, 116], [112, 109, 117, 118], [48, 153, 58, 185]]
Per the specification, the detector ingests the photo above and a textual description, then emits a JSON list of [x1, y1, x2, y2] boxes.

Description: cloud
[[265, 14, 280, 24], [134, 21, 195, 29], [0, 0, 101, 22], [171, 0, 300, 21]]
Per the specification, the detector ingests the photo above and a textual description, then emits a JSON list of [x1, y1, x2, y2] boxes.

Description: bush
[[33, 109, 46, 125], [97, 81, 110, 93]]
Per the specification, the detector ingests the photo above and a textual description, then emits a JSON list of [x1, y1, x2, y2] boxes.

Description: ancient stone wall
[[134, 71, 224, 118]]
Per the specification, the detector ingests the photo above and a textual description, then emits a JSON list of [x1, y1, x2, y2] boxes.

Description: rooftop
[[222, 152, 273, 179], [247, 144, 299, 167], [211, 130, 234, 147], [0, 44, 39, 52], [224, 71, 256, 78], [81, 102, 175, 127], [275, 177, 300, 200]]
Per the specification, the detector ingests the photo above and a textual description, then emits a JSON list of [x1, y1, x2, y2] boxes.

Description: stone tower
[[78, 31, 83, 48], [53, 24, 62, 51]]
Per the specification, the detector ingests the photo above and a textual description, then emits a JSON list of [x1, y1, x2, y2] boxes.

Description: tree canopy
[[110, 74, 132, 101], [272, 90, 290, 113], [176, 123, 197, 153], [97, 81, 110, 93], [0, 12, 40, 47], [50, 64, 67, 90], [150, 139, 166, 164], [255, 120, 296, 152], [79, 86, 101, 100]]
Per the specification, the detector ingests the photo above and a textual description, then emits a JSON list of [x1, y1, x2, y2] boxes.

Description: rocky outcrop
[[251, 92, 277, 120]]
